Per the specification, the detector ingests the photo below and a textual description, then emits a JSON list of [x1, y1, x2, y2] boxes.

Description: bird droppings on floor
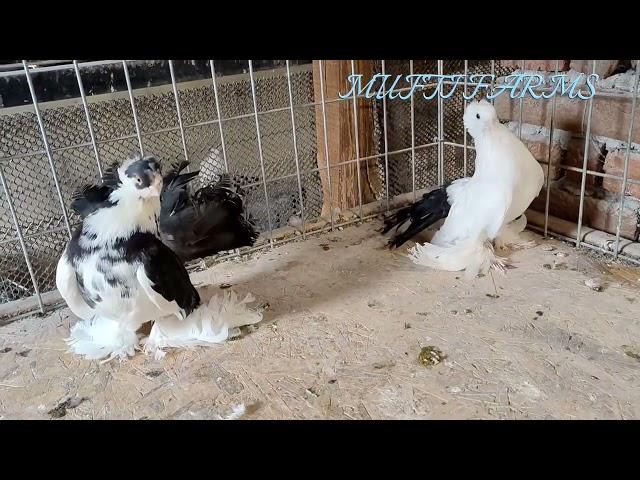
[[623, 346, 640, 362], [418, 347, 447, 367], [47, 396, 88, 418], [584, 278, 604, 292], [1, 221, 640, 419]]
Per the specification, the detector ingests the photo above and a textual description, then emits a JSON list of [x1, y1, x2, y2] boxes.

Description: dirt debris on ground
[[0, 222, 639, 419]]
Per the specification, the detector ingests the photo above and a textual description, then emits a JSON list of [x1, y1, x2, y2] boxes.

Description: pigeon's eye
[[476, 113, 480, 119], [135, 177, 142, 185]]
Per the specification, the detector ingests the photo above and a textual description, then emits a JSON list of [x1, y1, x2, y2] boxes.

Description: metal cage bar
[[437, 60, 444, 186], [285, 60, 307, 238], [613, 61, 640, 258], [22, 61, 73, 239], [318, 60, 334, 230], [575, 60, 598, 248], [248, 60, 274, 247], [350, 60, 364, 218], [463, 60, 469, 177], [518, 59, 525, 139], [168, 60, 190, 164], [122, 60, 145, 156], [543, 60, 560, 238], [381, 60, 391, 211], [489, 60, 496, 105], [73, 60, 104, 179], [0, 166, 45, 313], [410, 60, 417, 199], [209, 60, 229, 173]]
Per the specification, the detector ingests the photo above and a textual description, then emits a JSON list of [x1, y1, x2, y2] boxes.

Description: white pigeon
[[382, 99, 544, 279], [56, 155, 262, 362]]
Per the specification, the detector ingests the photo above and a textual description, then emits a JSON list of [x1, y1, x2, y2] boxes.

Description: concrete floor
[[1, 220, 639, 419]]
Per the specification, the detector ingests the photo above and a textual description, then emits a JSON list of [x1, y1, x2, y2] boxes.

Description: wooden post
[[312, 60, 382, 217]]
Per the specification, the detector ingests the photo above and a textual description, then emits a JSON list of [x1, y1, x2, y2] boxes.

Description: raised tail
[[193, 176, 259, 250], [381, 185, 451, 249], [408, 231, 509, 280], [160, 171, 260, 262]]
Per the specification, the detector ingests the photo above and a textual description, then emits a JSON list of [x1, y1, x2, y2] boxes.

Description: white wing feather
[[135, 267, 184, 320], [55, 252, 94, 321]]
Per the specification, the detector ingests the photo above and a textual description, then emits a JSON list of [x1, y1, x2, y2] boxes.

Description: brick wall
[[497, 60, 640, 241]]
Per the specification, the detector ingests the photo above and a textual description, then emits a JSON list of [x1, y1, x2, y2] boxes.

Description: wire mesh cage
[[1, 59, 639, 319]]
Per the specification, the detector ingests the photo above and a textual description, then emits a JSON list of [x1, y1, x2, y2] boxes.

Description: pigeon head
[[117, 156, 163, 199], [463, 99, 498, 139]]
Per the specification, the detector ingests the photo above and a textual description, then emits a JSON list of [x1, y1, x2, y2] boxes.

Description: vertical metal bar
[[22, 61, 73, 239], [410, 60, 416, 200], [613, 61, 640, 258], [576, 60, 597, 247], [210, 60, 229, 173], [73, 60, 103, 179], [381, 60, 391, 211], [0, 166, 44, 313], [168, 60, 190, 163], [285, 60, 306, 239], [518, 59, 525, 139], [248, 60, 274, 247], [489, 60, 496, 105], [318, 60, 334, 230], [122, 60, 144, 156], [437, 60, 444, 186], [543, 60, 560, 238], [350, 60, 363, 218], [463, 60, 469, 177]]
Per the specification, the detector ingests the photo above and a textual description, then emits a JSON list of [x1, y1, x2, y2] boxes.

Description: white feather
[[495, 214, 536, 250], [223, 404, 246, 420], [65, 316, 140, 363], [143, 291, 263, 360], [83, 186, 159, 244], [56, 253, 94, 321], [409, 231, 508, 280]]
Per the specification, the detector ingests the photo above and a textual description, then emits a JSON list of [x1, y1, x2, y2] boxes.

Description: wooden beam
[[312, 60, 382, 217]]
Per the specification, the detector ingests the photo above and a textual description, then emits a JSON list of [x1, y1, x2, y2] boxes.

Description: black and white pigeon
[[158, 161, 259, 262], [57, 156, 261, 362]]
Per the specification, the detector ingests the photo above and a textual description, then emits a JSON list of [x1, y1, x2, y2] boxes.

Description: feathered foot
[[484, 241, 511, 275], [408, 237, 512, 280], [65, 317, 140, 363], [495, 214, 537, 251], [143, 291, 263, 360]]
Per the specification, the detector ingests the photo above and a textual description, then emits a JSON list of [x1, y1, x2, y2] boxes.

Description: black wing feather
[[139, 235, 200, 316], [70, 162, 122, 218], [159, 165, 259, 262], [381, 185, 452, 249]]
